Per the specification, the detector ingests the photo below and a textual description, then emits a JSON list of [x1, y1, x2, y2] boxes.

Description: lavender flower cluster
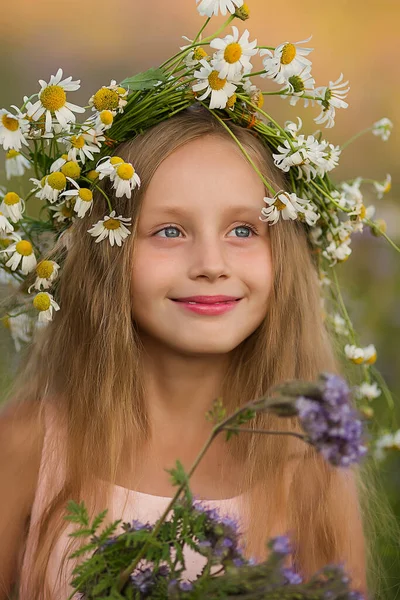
[[295, 373, 368, 467]]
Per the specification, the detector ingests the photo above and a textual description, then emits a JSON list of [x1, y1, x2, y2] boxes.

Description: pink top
[[18, 405, 246, 599]]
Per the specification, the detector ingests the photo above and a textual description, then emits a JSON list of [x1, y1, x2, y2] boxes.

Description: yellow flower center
[[224, 42, 242, 64], [41, 176, 48, 186], [71, 135, 85, 149], [86, 170, 99, 181], [110, 156, 124, 166], [47, 172, 66, 191], [365, 352, 377, 365], [93, 88, 119, 111], [359, 204, 366, 220], [61, 161, 81, 179], [281, 43, 296, 65], [78, 188, 93, 202], [6, 149, 20, 159], [351, 356, 364, 365], [100, 110, 114, 125], [208, 70, 227, 90], [274, 197, 286, 211], [1, 114, 19, 131], [61, 204, 74, 218], [117, 86, 126, 95], [116, 163, 134, 180], [383, 181, 391, 193], [16, 240, 33, 256], [2, 316, 10, 329], [0, 237, 12, 249], [61, 153, 68, 160], [194, 48, 208, 60], [40, 85, 67, 112], [234, 3, 250, 19], [4, 192, 20, 206], [33, 292, 51, 312], [36, 260, 54, 279], [226, 94, 237, 108], [104, 218, 121, 231]]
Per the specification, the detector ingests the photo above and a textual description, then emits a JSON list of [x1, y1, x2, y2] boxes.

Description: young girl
[[1, 106, 370, 599]]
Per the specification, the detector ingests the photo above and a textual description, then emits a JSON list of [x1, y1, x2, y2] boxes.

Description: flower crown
[[0, 0, 398, 458]]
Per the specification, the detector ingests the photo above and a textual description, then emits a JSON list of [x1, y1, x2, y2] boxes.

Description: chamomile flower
[[313, 73, 350, 129], [1, 239, 37, 274], [210, 26, 258, 79], [260, 36, 313, 85], [113, 162, 141, 199], [332, 313, 349, 336], [27, 68, 85, 134], [48, 201, 76, 224], [373, 174, 391, 200], [87, 210, 132, 246], [28, 260, 60, 293], [89, 80, 128, 114], [193, 59, 241, 109], [5, 150, 31, 179], [0, 192, 25, 223], [355, 382, 381, 401], [259, 191, 309, 225], [33, 291, 60, 323], [90, 109, 116, 131], [96, 156, 125, 182], [180, 35, 209, 68], [372, 117, 393, 141], [272, 134, 326, 181], [64, 131, 102, 164], [345, 343, 377, 365], [322, 238, 352, 265], [40, 172, 67, 204], [373, 430, 400, 461], [196, 0, 244, 17], [60, 178, 94, 218], [363, 344, 377, 364], [0, 211, 14, 234], [0, 107, 30, 151], [282, 68, 316, 107], [6, 312, 33, 352]]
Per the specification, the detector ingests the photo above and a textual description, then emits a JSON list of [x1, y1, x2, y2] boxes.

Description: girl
[[1, 106, 372, 599]]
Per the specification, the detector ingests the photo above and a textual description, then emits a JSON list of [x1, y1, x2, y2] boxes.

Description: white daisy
[[341, 177, 363, 206], [363, 344, 377, 365], [344, 344, 365, 364], [259, 191, 309, 226], [64, 131, 102, 164], [272, 134, 326, 181], [260, 36, 313, 85], [316, 142, 341, 176], [196, 0, 244, 17], [284, 117, 303, 137], [50, 154, 69, 173], [90, 109, 116, 131], [89, 80, 128, 114], [0, 107, 30, 151], [33, 291, 60, 323], [87, 210, 132, 246], [373, 174, 391, 200], [40, 172, 67, 204], [0, 211, 14, 234], [372, 117, 393, 141], [210, 26, 258, 80], [96, 156, 125, 182], [48, 201, 76, 224], [355, 382, 381, 401], [0, 239, 37, 274], [112, 162, 141, 199], [5, 150, 31, 179], [298, 202, 320, 226], [6, 312, 33, 352], [27, 68, 85, 134], [0, 192, 25, 223], [193, 59, 241, 109], [180, 35, 209, 68], [282, 68, 316, 107], [28, 260, 60, 293], [313, 73, 350, 129], [60, 178, 94, 218], [332, 313, 349, 336], [322, 238, 352, 265]]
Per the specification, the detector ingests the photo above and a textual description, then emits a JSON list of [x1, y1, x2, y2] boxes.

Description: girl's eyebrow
[[154, 205, 259, 218]]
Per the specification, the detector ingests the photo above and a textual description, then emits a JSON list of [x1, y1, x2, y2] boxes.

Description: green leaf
[[119, 68, 169, 91]]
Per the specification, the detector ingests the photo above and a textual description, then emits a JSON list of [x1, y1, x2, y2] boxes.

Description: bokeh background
[[0, 0, 399, 596]]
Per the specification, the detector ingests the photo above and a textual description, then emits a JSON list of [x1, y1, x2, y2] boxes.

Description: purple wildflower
[[295, 373, 368, 467], [179, 581, 194, 591], [130, 567, 155, 594], [281, 566, 303, 584], [270, 535, 292, 555]]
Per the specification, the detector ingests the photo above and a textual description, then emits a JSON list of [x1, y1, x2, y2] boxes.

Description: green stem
[[198, 101, 276, 196], [364, 219, 400, 253], [236, 93, 295, 149], [341, 127, 373, 151]]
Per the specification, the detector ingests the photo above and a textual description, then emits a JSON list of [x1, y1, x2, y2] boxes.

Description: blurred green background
[[0, 0, 399, 596]]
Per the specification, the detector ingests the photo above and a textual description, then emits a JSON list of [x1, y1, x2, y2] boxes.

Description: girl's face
[[131, 135, 273, 356]]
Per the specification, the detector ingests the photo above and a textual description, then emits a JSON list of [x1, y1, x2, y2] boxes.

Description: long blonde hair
[[4, 106, 389, 598]]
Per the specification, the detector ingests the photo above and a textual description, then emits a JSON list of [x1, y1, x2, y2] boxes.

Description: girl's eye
[[153, 223, 258, 238]]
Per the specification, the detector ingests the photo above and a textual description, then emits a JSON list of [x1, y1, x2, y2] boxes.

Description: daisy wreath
[[0, 0, 398, 459]]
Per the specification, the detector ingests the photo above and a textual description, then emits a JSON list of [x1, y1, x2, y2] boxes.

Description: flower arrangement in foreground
[[64, 373, 367, 599], [0, 4, 398, 459]]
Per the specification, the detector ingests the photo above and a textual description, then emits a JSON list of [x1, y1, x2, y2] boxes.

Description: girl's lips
[[170, 299, 242, 315]]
